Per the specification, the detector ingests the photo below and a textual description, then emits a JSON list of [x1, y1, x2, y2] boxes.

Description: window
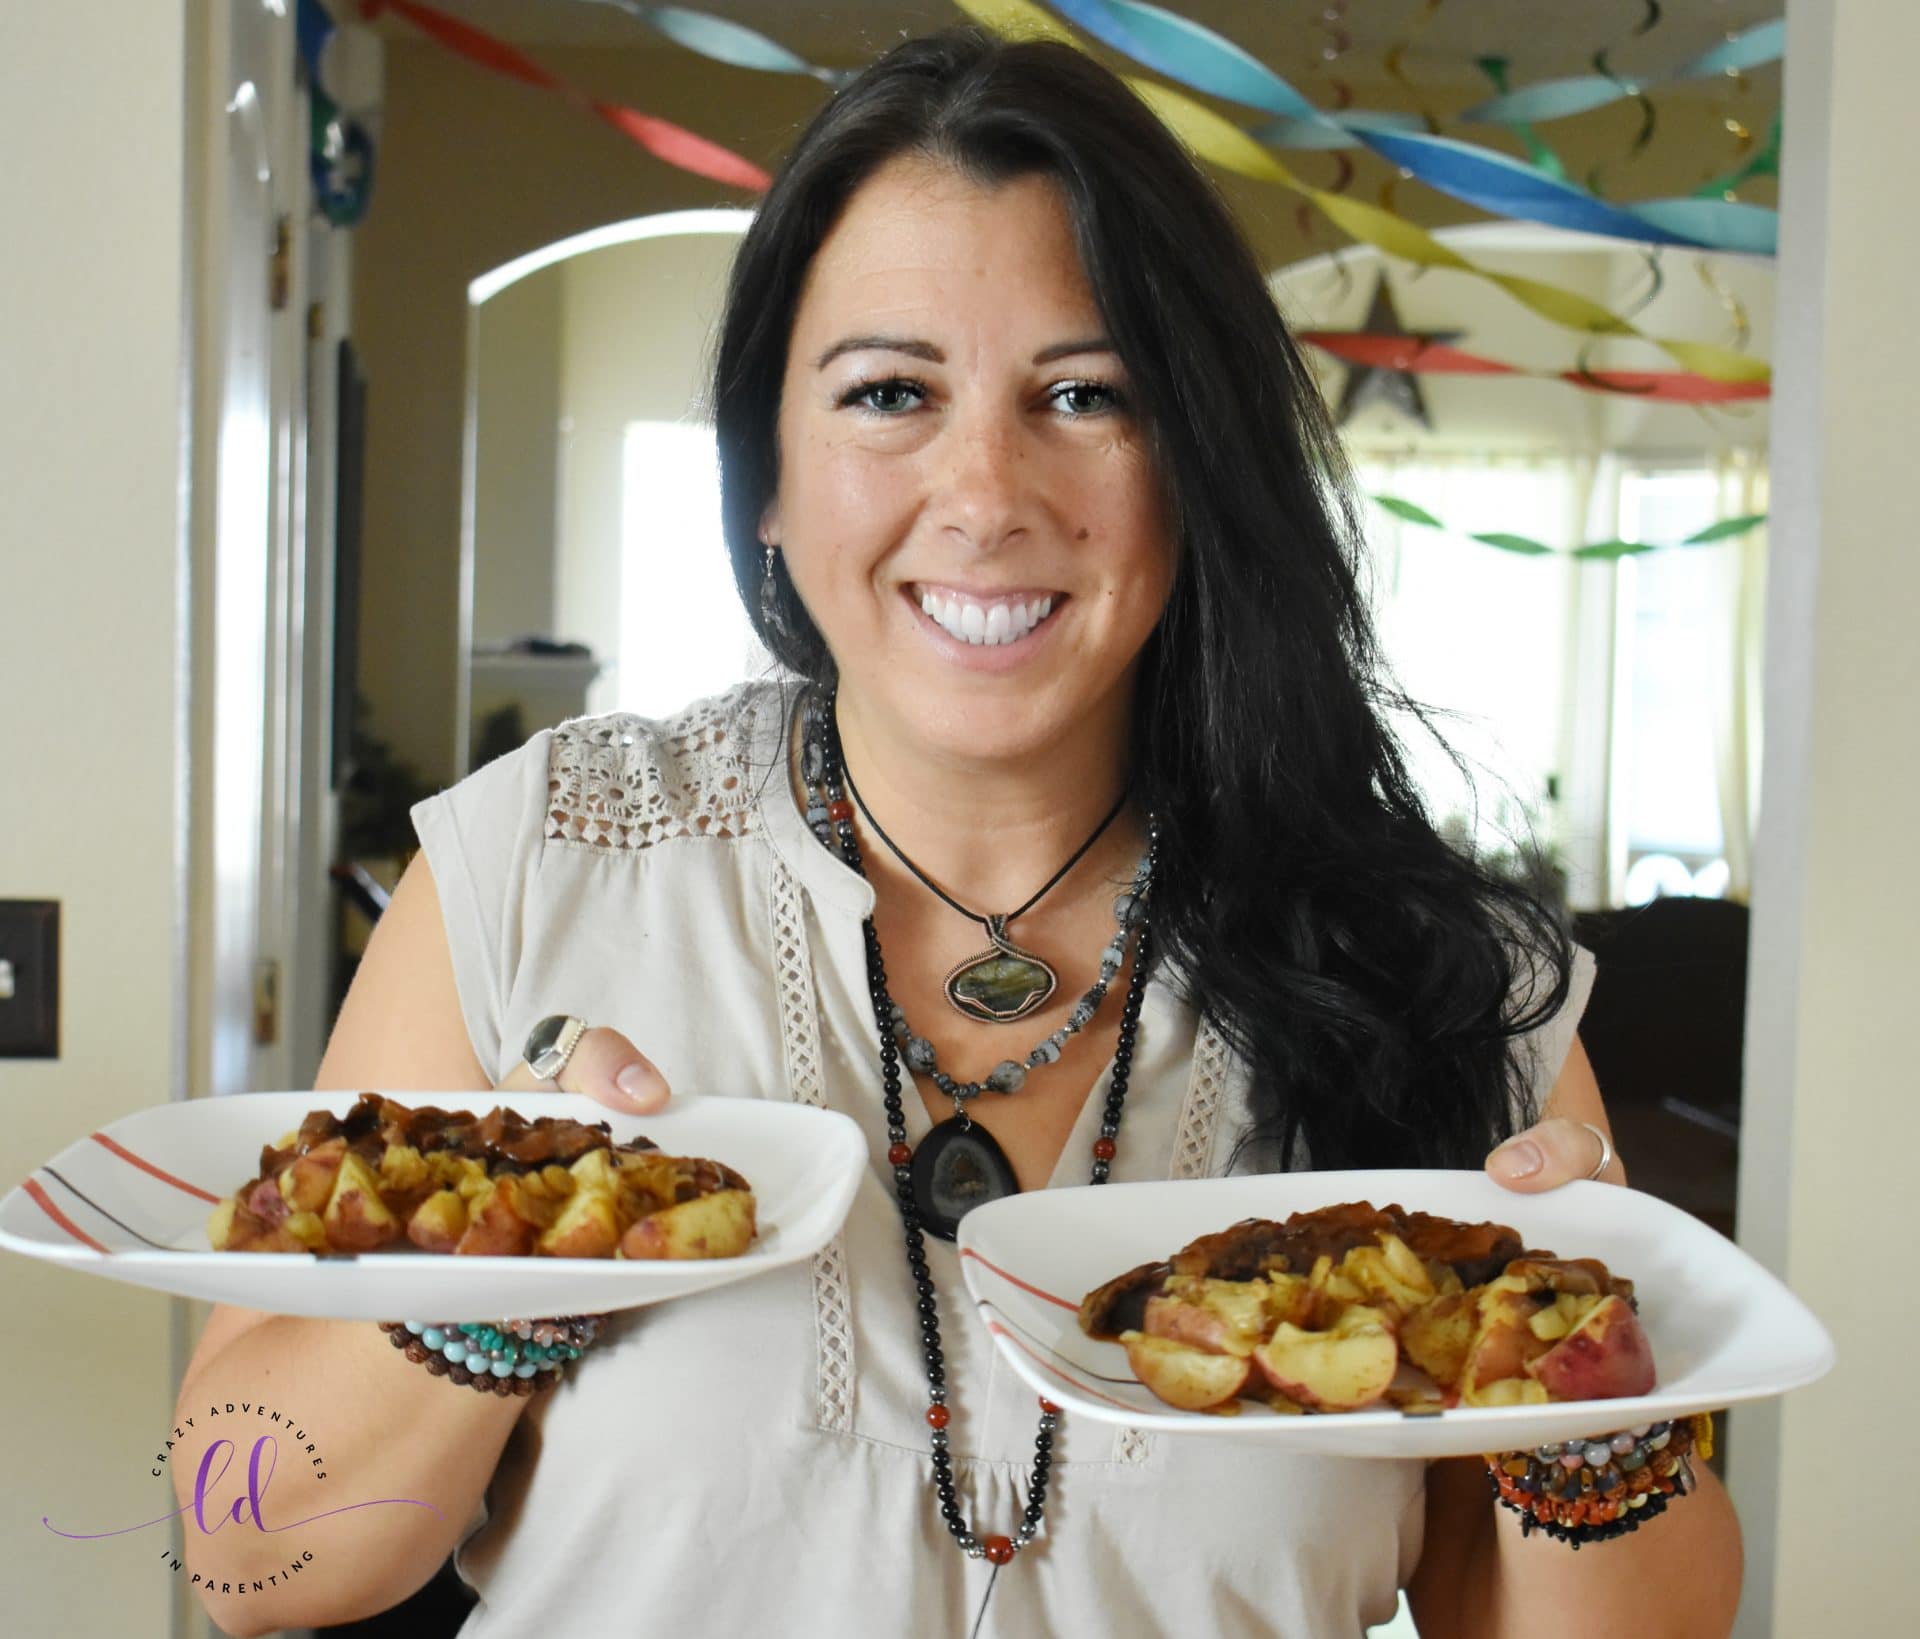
[[618, 422, 765, 719], [1612, 467, 1733, 903], [1352, 456, 1578, 863]]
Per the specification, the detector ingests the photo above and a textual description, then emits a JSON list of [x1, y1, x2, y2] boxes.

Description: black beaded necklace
[[803, 689, 1156, 1569]]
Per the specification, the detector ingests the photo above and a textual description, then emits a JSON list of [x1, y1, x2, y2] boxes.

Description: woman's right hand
[[495, 1023, 673, 1115]]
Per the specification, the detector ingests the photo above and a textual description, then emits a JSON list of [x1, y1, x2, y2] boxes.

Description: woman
[[176, 28, 1741, 1637]]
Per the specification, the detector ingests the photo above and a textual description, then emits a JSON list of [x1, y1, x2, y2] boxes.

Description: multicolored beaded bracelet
[[377, 1316, 607, 1397], [1483, 1413, 1714, 1547]]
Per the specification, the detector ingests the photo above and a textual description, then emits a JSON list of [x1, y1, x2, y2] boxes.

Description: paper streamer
[[1008, 0, 1775, 255], [1370, 493, 1767, 560], [1299, 330, 1768, 404], [1475, 56, 1569, 185], [1460, 18, 1783, 127], [951, 1, 1770, 379], [1154, 80, 1771, 382], [1693, 109, 1781, 199], [574, 0, 856, 87], [361, 0, 770, 191]]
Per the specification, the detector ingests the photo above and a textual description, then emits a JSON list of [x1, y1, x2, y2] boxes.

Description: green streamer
[[1475, 56, 1569, 184], [1693, 110, 1783, 200], [1369, 494, 1767, 559]]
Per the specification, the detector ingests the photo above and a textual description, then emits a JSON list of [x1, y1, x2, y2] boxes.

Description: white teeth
[[918, 588, 1059, 646]]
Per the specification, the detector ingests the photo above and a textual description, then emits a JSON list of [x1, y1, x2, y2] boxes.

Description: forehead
[[794, 155, 1100, 335]]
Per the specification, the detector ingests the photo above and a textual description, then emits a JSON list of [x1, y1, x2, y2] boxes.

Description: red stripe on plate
[[960, 1247, 1076, 1312], [22, 1178, 110, 1253], [984, 1318, 1144, 1412], [90, 1132, 221, 1203]]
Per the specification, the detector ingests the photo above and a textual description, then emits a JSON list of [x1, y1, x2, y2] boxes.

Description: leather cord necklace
[[838, 754, 1128, 1026]]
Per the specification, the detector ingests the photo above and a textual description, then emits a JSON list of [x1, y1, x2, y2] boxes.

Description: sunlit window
[[618, 421, 765, 718]]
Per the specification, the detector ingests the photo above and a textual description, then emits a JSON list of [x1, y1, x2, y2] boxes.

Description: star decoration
[[1325, 275, 1464, 430]]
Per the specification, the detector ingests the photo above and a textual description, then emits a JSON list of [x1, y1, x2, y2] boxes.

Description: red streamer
[[1297, 331, 1770, 403], [363, 0, 770, 192]]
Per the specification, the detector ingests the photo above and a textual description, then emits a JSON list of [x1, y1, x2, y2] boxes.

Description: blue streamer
[[1460, 19, 1784, 126], [1041, 0, 1778, 256], [578, 0, 854, 86]]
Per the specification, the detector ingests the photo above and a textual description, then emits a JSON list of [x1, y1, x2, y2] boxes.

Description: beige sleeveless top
[[409, 679, 1594, 1639]]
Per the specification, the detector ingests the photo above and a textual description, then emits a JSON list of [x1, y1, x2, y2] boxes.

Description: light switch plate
[[0, 900, 60, 1058]]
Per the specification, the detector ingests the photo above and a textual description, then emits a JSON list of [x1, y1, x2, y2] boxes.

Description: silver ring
[[523, 1015, 588, 1084], [1577, 1120, 1614, 1181]]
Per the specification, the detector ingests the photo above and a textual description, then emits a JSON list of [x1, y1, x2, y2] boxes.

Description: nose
[[929, 403, 1033, 554]]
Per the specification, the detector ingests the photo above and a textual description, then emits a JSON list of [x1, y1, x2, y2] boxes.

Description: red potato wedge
[[321, 1151, 404, 1253], [1143, 1276, 1273, 1356], [1253, 1306, 1400, 1412], [1524, 1294, 1656, 1401], [619, 1188, 757, 1260], [1121, 1331, 1255, 1410], [1398, 1288, 1478, 1391]]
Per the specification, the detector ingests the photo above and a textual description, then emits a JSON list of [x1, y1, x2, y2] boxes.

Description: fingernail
[[615, 1064, 660, 1108], [1494, 1139, 1543, 1179]]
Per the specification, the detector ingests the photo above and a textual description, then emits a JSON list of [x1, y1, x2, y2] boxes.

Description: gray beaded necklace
[[801, 692, 1152, 1118]]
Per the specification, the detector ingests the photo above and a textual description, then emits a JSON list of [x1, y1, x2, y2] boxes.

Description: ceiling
[[367, 1, 1785, 86]]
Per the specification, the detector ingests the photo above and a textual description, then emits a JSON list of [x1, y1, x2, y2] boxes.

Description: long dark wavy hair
[[711, 27, 1573, 1172]]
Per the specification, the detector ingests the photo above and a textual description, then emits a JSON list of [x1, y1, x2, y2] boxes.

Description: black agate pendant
[[910, 1117, 1020, 1241], [943, 916, 1057, 1024]]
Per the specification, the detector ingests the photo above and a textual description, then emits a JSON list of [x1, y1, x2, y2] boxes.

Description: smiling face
[[762, 154, 1177, 773]]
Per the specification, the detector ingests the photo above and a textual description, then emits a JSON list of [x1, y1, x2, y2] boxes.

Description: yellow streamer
[[956, 0, 1074, 44], [953, 0, 1769, 386], [1126, 78, 1768, 384]]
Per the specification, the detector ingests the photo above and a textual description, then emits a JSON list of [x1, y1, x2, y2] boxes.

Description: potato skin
[[406, 1189, 470, 1254], [619, 1189, 757, 1260]]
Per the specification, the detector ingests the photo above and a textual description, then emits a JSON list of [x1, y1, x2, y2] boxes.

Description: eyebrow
[[812, 334, 1116, 370]]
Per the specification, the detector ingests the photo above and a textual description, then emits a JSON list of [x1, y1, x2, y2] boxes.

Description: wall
[[471, 272, 563, 648], [1730, 0, 1920, 1630], [351, 42, 821, 787], [555, 229, 746, 716], [0, 4, 190, 1636]]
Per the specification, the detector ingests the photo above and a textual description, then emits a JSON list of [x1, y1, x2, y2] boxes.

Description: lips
[[911, 584, 1061, 647]]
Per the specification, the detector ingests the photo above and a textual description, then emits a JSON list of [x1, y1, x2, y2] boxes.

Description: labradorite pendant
[[943, 916, 1058, 1024], [910, 1116, 1020, 1240]]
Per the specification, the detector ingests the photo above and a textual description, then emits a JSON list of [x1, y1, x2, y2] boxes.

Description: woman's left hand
[[1481, 1034, 1624, 1191]]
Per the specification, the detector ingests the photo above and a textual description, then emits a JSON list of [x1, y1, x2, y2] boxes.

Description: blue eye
[[840, 376, 926, 416], [1049, 379, 1127, 417]]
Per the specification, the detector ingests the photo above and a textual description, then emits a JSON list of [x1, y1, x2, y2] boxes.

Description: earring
[[759, 543, 780, 629]]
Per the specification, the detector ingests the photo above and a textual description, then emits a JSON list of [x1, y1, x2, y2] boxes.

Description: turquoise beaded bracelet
[[379, 1315, 607, 1396]]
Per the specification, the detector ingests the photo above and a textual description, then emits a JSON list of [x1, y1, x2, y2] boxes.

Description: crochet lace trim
[[769, 844, 857, 1434], [545, 688, 758, 850]]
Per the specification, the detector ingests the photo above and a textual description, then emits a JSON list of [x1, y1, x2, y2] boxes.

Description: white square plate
[[956, 1169, 1834, 1459], [0, 1091, 866, 1322]]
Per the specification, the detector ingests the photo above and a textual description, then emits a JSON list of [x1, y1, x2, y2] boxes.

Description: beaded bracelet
[[377, 1316, 607, 1397], [1483, 1412, 1714, 1547]]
